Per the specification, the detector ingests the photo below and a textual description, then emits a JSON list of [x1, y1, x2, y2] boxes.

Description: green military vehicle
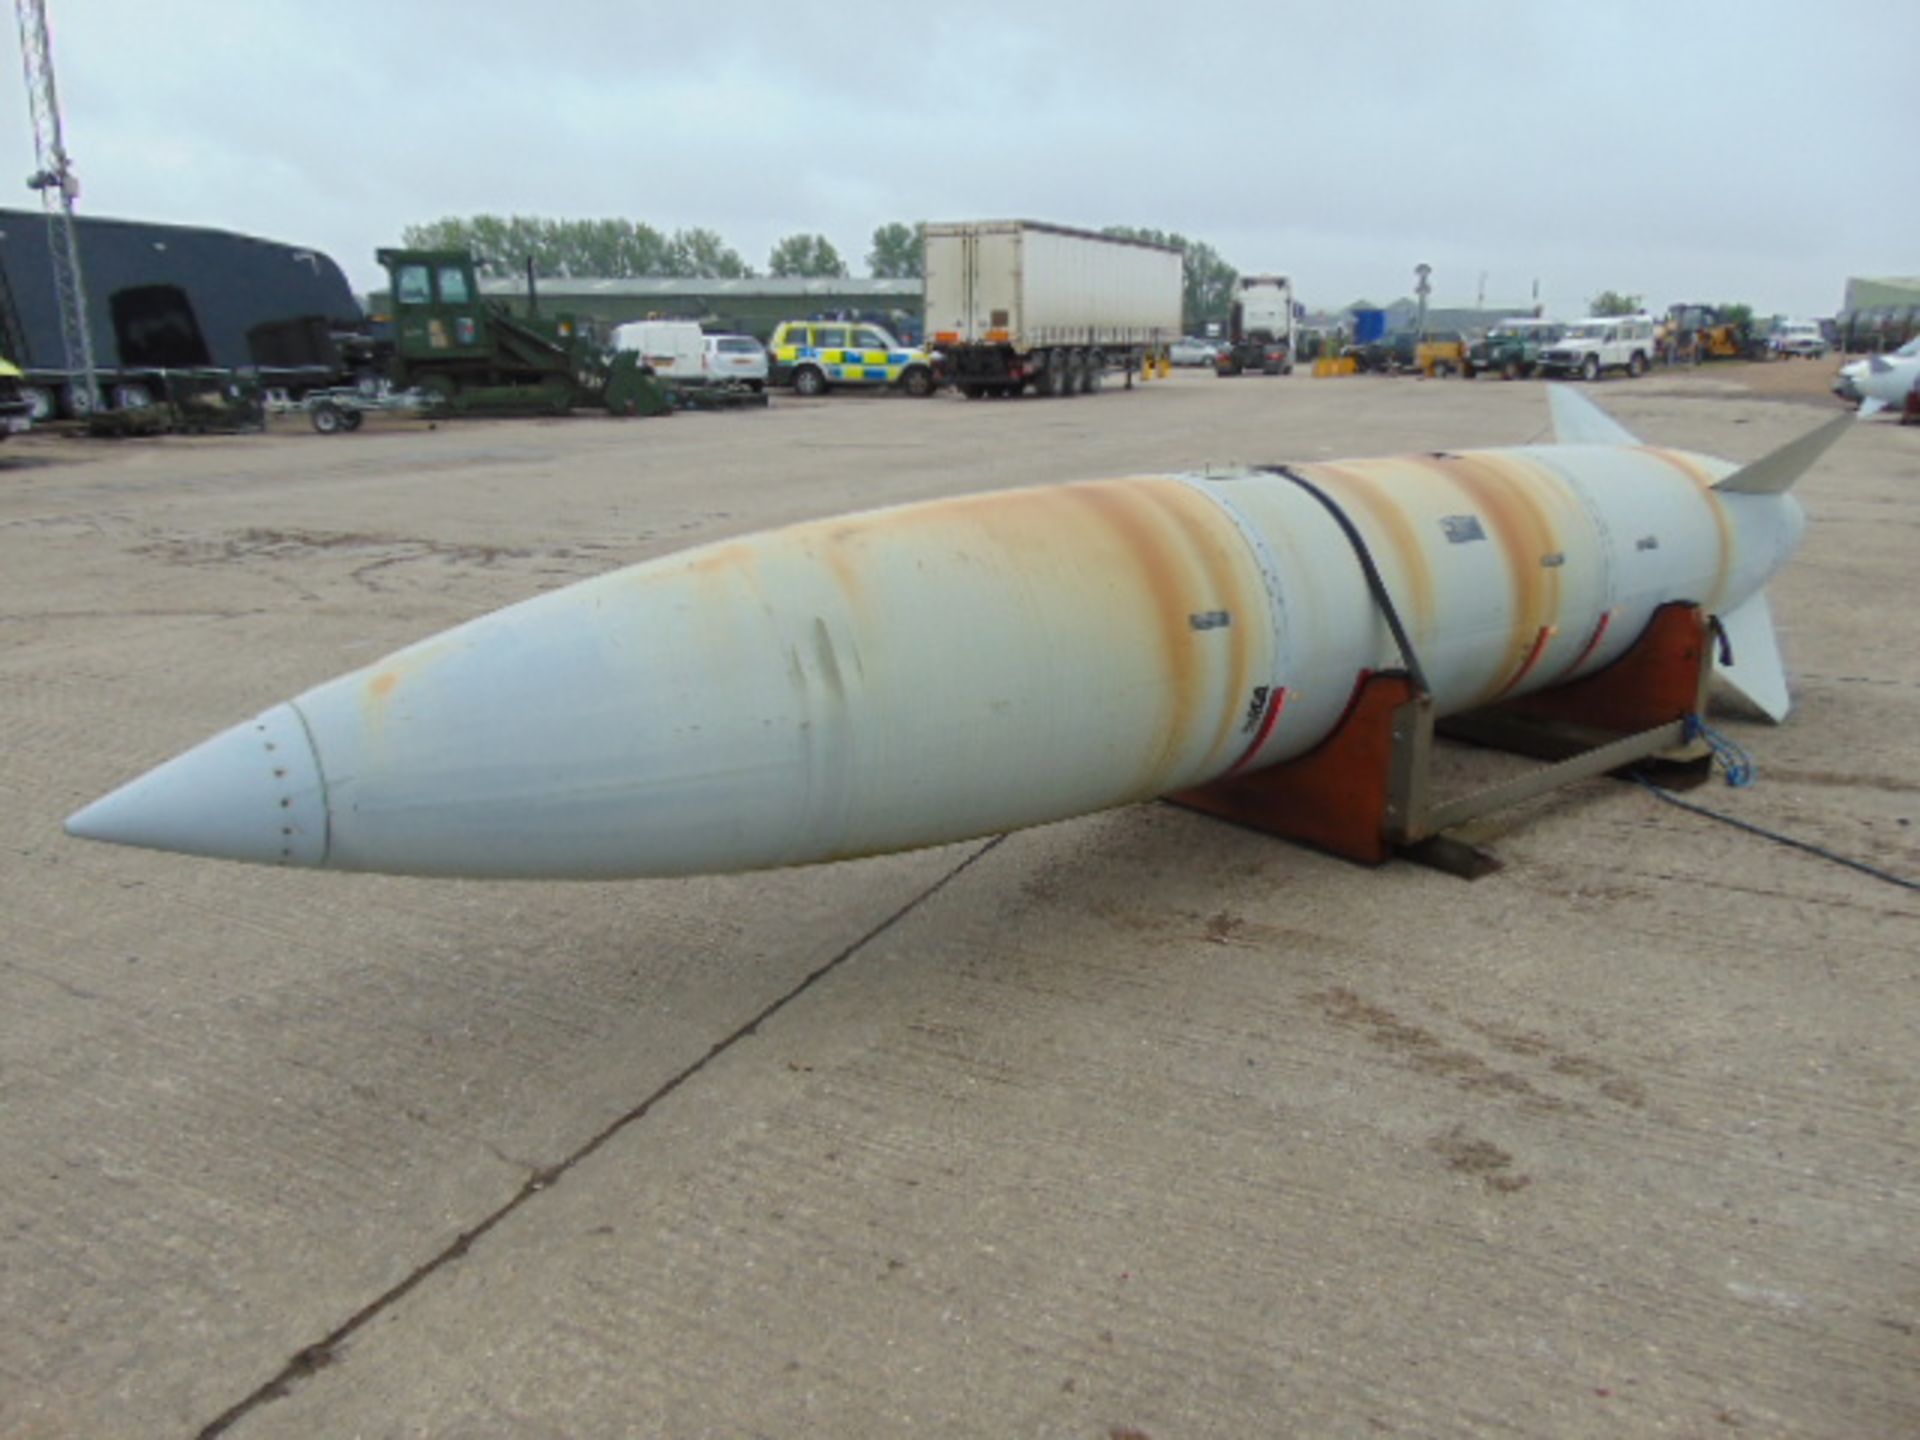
[[1465, 319, 1565, 380], [377, 248, 666, 417]]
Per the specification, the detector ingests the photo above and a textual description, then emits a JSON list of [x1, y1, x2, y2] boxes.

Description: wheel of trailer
[[1502, 359, 1521, 381], [793, 366, 826, 398], [111, 381, 154, 410], [1580, 354, 1601, 382], [1628, 351, 1648, 378], [1032, 357, 1056, 398], [1060, 351, 1083, 395], [341, 408, 364, 431], [61, 382, 97, 419], [901, 366, 934, 398], [311, 401, 345, 434], [1086, 351, 1105, 393], [1046, 350, 1070, 397], [22, 385, 55, 423]]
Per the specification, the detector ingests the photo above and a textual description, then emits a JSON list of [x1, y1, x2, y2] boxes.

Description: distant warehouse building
[[1839, 275, 1920, 351], [452, 276, 926, 345]]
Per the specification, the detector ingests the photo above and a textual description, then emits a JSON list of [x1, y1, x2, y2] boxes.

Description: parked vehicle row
[[611, 320, 772, 391]]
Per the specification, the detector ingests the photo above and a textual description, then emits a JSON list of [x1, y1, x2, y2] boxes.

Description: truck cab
[[1216, 274, 1297, 376]]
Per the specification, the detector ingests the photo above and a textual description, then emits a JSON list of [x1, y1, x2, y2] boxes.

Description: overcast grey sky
[[9, 1, 1910, 318]]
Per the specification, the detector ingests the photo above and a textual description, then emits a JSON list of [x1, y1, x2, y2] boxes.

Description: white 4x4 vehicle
[[1770, 321, 1828, 359], [1537, 315, 1656, 380]]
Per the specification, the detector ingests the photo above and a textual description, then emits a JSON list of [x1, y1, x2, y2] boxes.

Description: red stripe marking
[[1561, 610, 1612, 680], [1494, 625, 1554, 700], [1226, 687, 1288, 774]]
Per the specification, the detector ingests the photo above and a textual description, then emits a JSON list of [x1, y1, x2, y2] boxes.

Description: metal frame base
[[1169, 604, 1715, 878]]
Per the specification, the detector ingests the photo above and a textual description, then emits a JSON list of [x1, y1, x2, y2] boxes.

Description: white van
[[1536, 315, 1656, 380], [610, 320, 707, 382]]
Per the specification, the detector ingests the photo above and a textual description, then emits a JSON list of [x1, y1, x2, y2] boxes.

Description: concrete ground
[[3, 363, 1915, 1438]]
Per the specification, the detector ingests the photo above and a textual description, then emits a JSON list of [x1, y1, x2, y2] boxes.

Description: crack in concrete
[[194, 835, 1005, 1438]]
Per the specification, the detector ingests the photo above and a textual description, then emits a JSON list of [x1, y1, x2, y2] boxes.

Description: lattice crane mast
[[15, 0, 97, 415]]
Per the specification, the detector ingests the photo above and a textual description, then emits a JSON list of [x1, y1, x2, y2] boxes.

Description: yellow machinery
[[1666, 305, 1748, 363], [1416, 333, 1468, 376]]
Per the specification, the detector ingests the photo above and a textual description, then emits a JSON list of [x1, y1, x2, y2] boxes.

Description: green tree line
[[401, 217, 1242, 325]]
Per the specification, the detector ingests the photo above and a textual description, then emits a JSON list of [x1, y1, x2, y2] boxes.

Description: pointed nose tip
[[65, 702, 329, 867]]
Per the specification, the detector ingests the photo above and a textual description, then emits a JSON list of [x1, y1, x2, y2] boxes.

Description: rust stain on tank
[[813, 528, 873, 628], [1053, 480, 1224, 793], [368, 671, 399, 702], [1297, 461, 1438, 632], [673, 539, 759, 580], [1131, 482, 1260, 769], [1423, 452, 1567, 702]]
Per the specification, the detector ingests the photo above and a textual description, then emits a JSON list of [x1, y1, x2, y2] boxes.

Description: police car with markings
[[768, 321, 938, 398]]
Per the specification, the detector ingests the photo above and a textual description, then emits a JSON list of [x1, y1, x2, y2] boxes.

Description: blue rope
[[1684, 713, 1754, 787], [1631, 775, 1920, 892]]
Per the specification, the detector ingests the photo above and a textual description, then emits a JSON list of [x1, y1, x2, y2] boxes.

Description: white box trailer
[[924, 221, 1183, 398]]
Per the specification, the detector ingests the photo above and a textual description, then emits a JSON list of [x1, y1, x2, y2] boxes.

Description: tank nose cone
[[65, 702, 328, 867]]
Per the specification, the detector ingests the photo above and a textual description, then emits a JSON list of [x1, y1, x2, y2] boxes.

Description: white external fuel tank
[[66, 391, 1846, 880]]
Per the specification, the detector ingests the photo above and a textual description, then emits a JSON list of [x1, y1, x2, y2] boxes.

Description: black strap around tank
[[1254, 464, 1432, 698]]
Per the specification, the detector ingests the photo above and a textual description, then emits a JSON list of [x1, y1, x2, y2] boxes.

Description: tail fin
[[1714, 590, 1791, 722], [1549, 385, 1641, 446], [1713, 411, 1856, 495]]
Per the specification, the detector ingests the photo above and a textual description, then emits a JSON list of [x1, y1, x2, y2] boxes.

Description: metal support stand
[[1169, 603, 1714, 878]]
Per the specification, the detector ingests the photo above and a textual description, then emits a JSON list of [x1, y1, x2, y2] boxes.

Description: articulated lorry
[[923, 221, 1182, 398]]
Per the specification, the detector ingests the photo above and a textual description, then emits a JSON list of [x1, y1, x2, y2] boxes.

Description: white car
[[702, 334, 768, 390], [1536, 315, 1656, 380], [1771, 321, 1828, 359], [1168, 336, 1221, 367]]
